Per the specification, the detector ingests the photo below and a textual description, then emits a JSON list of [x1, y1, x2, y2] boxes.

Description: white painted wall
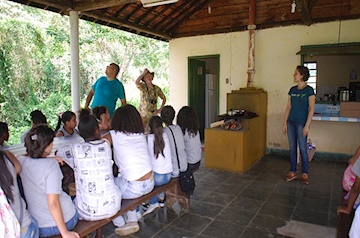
[[169, 19, 360, 154]]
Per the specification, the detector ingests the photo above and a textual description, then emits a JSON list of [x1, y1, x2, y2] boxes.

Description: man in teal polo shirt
[[85, 63, 126, 117]]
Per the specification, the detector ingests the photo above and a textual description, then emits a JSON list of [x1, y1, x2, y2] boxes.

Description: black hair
[[177, 106, 199, 137], [0, 122, 9, 136], [55, 111, 75, 132], [111, 104, 144, 134], [30, 110, 47, 125], [297, 65, 310, 82], [110, 63, 120, 76], [160, 105, 175, 126], [0, 122, 9, 146], [0, 151, 14, 203], [92, 106, 108, 121], [149, 116, 165, 159], [78, 114, 100, 142], [79, 108, 91, 119], [25, 124, 55, 158]]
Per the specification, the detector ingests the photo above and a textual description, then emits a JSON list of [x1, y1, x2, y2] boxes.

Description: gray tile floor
[[101, 154, 346, 238]]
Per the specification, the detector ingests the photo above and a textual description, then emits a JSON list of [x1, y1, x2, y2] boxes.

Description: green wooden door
[[188, 59, 206, 140]]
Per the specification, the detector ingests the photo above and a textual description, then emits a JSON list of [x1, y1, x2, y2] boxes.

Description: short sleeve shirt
[[138, 83, 165, 118], [63, 140, 122, 221], [288, 85, 315, 123], [18, 155, 76, 228], [91, 76, 126, 117]]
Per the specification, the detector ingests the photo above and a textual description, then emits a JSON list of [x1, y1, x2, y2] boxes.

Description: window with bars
[[304, 62, 317, 93]]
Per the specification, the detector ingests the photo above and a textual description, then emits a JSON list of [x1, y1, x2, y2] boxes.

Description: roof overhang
[[297, 43, 360, 55]]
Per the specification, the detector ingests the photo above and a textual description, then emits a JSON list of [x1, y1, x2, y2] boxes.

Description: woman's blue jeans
[[149, 172, 171, 205], [21, 216, 39, 238], [38, 210, 78, 237], [287, 120, 308, 174]]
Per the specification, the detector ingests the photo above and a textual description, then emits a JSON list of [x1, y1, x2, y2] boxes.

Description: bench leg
[[165, 182, 190, 211], [96, 227, 102, 238]]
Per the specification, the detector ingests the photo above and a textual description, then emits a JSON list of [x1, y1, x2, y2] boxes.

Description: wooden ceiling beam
[[142, 5, 170, 27], [74, 0, 138, 12], [151, 2, 186, 29], [296, 0, 318, 26], [14, 0, 73, 11], [124, 4, 143, 21], [81, 10, 172, 40], [167, 0, 208, 34]]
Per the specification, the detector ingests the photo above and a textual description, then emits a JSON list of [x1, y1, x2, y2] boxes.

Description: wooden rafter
[[124, 4, 143, 21], [135, 6, 153, 24], [74, 0, 138, 12], [81, 10, 172, 40], [151, 0, 192, 30], [142, 5, 170, 28], [151, 3, 182, 30], [114, 4, 130, 17], [296, 0, 318, 26], [14, 0, 72, 11], [167, 0, 208, 34]]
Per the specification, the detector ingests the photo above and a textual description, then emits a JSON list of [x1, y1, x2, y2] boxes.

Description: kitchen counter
[[312, 114, 360, 122], [313, 103, 360, 122]]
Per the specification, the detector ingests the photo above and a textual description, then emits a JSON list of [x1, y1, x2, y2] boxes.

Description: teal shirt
[[91, 76, 125, 117], [288, 85, 315, 123]]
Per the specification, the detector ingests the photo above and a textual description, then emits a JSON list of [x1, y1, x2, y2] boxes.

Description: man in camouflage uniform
[[135, 68, 166, 131]]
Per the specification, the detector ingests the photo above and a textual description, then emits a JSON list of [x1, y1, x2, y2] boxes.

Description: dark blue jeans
[[287, 120, 308, 174]]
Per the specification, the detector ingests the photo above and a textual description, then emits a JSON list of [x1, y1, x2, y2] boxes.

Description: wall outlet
[[226, 78, 229, 84]]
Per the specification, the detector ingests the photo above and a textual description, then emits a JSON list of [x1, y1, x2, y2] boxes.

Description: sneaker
[[115, 222, 140, 236], [142, 203, 160, 216], [158, 199, 165, 208], [301, 173, 309, 185], [158, 195, 166, 208], [285, 172, 297, 182], [142, 201, 149, 211]]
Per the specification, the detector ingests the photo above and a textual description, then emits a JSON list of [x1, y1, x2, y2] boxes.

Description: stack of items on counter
[[209, 119, 242, 130]]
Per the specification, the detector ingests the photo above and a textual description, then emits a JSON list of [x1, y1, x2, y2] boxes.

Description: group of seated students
[[0, 104, 202, 238]]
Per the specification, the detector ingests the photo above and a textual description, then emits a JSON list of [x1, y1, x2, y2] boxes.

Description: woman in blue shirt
[[283, 65, 315, 185]]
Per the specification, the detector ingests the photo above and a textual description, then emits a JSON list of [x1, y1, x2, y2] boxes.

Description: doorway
[[188, 55, 220, 140]]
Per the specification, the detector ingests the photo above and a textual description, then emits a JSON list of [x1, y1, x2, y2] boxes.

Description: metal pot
[[340, 90, 349, 101], [227, 109, 235, 116]]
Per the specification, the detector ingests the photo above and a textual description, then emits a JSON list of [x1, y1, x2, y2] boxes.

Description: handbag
[[168, 126, 195, 195]]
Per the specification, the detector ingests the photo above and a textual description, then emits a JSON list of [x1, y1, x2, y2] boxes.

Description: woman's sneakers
[[285, 172, 309, 184], [142, 203, 160, 216], [301, 173, 309, 185], [285, 172, 297, 182], [115, 222, 140, 236]]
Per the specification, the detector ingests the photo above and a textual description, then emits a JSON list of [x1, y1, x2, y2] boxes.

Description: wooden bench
[[337, 189, 355, 238], [53, 177, 190, 238]]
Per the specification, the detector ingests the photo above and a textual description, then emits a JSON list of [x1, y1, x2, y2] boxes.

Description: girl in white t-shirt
[[161, 105, 188, 178], [177, 106, 202, 172], [142, 116, 172, 217], [55, 111, 78, 137], [103, 104, 154, 237]]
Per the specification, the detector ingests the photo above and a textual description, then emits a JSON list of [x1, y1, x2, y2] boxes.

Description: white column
[[70, 11, 80, 113]]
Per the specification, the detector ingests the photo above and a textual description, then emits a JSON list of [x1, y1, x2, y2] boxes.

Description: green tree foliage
[[0, 0, 169, 145]]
